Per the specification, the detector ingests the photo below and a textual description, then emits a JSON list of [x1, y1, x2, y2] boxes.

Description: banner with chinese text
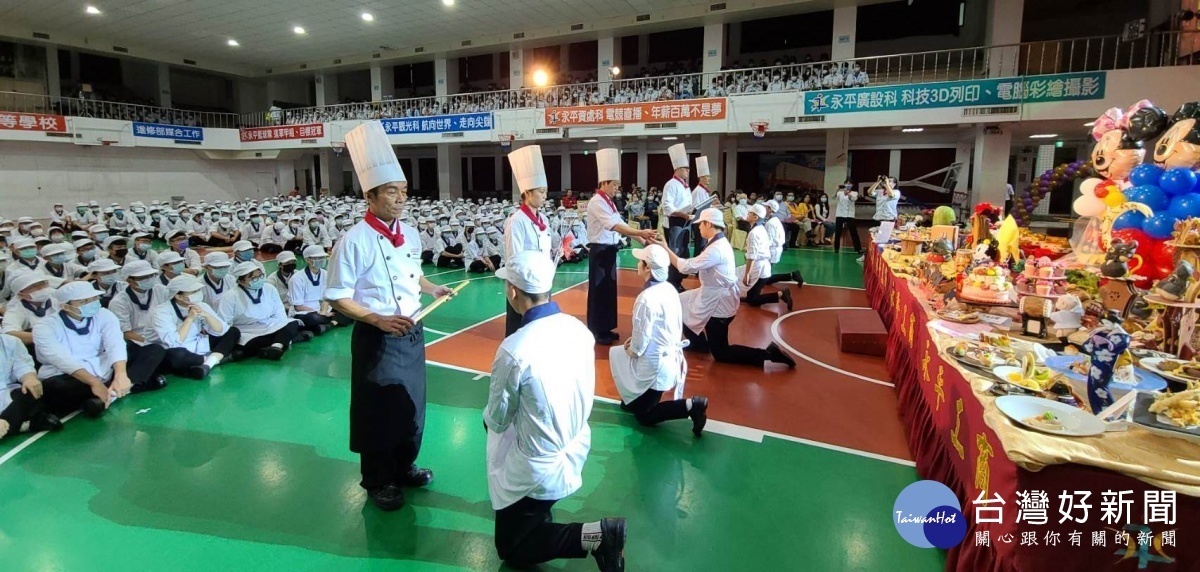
[[803, 71, 1106, 115], [0, 112, 66, 132], [240, 123, 325, 142], [544, 98, 727, 127], [380, 112, 493, 135], [133, 122, 203, 142]]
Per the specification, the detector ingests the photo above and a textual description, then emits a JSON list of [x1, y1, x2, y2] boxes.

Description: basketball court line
[[425, 278, 589, 347], [0, 411, 81, 468], [771, 307, 894, 388]]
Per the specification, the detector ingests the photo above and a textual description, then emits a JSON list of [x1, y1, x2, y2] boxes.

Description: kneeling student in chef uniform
[[486, 250, 628, 572], [611, 245, 708, 435]]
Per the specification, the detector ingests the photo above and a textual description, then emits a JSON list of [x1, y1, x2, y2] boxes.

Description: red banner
[[544, 98, 727, 127], [0, 112, 66, 132], [240, 123, 325, 142]]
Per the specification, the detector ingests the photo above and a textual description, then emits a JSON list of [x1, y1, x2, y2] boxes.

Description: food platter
[[1139, 357, 1200, 385], [936, 309, 981, 324], [1043, 355, 1169, 393], [995, 395, 1106, 437], [1132, 392, 1200, 444], [945, 341, 1018, 369]]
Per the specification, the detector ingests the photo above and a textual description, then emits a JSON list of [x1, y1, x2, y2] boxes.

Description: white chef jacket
[[466, 236, 491, 267], [485, 305, 595, 510], [267, 269, 293, 311], [737, 225, 773, 295], [419, 228, 440, 254], [153, 300, 227, 355], [108, 214, 130, 233], [128, 248, 161, 270], [287, 267, 328, 315], [691, 184, 711, 214], [39, 261, 88, 282], [661, 177, 693, 217], [834, 189, 859, 219], [301, 226, 333, 249], [33, 308, 127, 382], [108, 284, 170, 345], [504, 209, 553, 263], [765, 217, 785, 264], [129, 216, 153, 234], [7, 258, 46, 280], [610, 281, 687, 403], [585, 193, 623, 245], [0, 334, 36, 412], [2, 299, 53, 334], [326, 220, 424, 319], [677, 234, 741, 333], [259, 226, 289, 247], [179, 248, 203, 270], [160, 218, 186, 240], [201, 272, 235, 310], [433, 232, 465, 266], [217, 284, 292, 345], [49, 209, 67, 227], [240, 222, 265, 245], [187, 219, 211, 241]]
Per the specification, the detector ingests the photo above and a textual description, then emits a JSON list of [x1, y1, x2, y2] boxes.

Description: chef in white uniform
[[8, 238, 46, 280], [200, 252, 235, 309], [652, 208, 796, 369], [486, 249, 627, 571], [266, 251, 297, 313], [164, 230, 204, 273], [660, 144, 693, 291], [288, 245, 347, 337], [218, 261, 307, 361], [502, 144, 554, 336], [737, 205, 800, 310], [108, 260, 169, 349], [418, 218, 439, 264], [690, 156, 714, 257], [38, 243, 86, 284], [152, 274, 239, 380], [0, 333, 62, 441], [610, 245, 707, 435], [2, 273, 56, 347]]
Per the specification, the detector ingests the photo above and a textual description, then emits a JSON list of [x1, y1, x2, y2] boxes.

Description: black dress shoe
[[131, 375, 168, 394], [259, 346, 285, 361], [607, 331, 621, 343], [82, 397, 106, 418], [184, 365, 210, 380], [296, 330, 315, 343], [767, 343, 796, 368], [591, 517, 627, 572], [399, 466, 434, 487], [368, 484, 405, 511], [780, 289, 794, 312], [30, 412, 63, 433], [594, 335, 616, 346], [689, 397, 709, 436], [230, 348, 248, 362], [791, 271, 805, 287]]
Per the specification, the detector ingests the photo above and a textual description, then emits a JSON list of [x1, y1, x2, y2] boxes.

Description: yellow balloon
[[1102, 190, 1126, 207]]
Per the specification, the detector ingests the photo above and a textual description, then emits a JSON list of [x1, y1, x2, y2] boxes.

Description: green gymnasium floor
[[0, 247, 944, 571]]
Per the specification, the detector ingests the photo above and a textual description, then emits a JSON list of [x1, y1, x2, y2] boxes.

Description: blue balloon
[[1160, 168, 1199, 196], [1124, 186, 1147, 204], [1129, 163, 1165, 187], [1170, 193, 1200, 220], [1138, 185, 1171, 212], [1144, 213, 1178, 240], [1113, 210, 1147, 231]]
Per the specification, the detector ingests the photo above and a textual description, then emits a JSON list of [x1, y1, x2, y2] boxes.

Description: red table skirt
[[864, 246, 1197, 571]]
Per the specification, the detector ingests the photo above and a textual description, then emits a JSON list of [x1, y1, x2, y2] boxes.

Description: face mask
[[115, 211, 124, 217], [136, 242, 151, 253], [29, 289, 53, 303], [787, 195, 795, 201], [774, 194, 783, 201], [211, 268, 229, 280], [281, 264, 296, 274], [175, 240, 189, 252], [310, 259, 327, 270], [31, 228, 44, 237], [152, 214, 161, 221], [99, 274, 119, 286], [49, 254, 67, 265], [186, 291, 205, 304], [18, 248, 37, 260], [167, 262, 185, 274], [51, 234, 64, 243], [251, 217, 261, 224], [210, 216, 220, 222], [738, 199, 747, 205], [135, 277, 157, 291], [309, 223, 320, 231], [114, 248, 129, 259], [247, 278, 265, 292], [79, 249, 96, 262], [94, 233, 109, 242], [76, 300, 102, 318], [821, 197, 828, 202]]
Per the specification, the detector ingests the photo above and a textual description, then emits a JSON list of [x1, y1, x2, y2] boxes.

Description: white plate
[[1138, 357, 1200, 385], [994, 395, 1106, 437]]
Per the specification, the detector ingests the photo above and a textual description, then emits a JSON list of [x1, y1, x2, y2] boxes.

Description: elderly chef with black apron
[[326, 121, 455, 512], [501, 144, 553, 337], [660, 144, 693, 291]]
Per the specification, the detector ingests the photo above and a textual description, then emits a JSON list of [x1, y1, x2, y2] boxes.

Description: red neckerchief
[[520, 204, 546, 231], [697, 184, 709, 194], [364, 211, 404, 247], [674, 175, 688, 186], [596, 189, 617, 213]]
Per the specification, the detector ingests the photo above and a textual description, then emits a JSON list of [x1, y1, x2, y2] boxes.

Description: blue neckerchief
[[708, 231, 726, 246], [22, 299, 50, 318], [521, 301, 561, 327], [171, 299, 188, 321], [46, 263, 64, 278], [59, 311, 92, 335], [159, 274, 170, 286], [126, 286, 153, 311], [204, 273, 225, 293], [240, 285, 263, 305], [17, 258, 38, 270], [643, 279, 661, 291], [305, 267, 322, 287]]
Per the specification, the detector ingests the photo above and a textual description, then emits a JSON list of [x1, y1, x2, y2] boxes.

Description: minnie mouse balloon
[[1153, 102, 1200, 171]]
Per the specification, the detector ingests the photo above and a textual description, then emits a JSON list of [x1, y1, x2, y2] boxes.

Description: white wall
[[0, 141, 290, 217]]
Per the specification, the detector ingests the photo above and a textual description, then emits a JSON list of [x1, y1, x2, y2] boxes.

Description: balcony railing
[[0, 91, 239, 128]]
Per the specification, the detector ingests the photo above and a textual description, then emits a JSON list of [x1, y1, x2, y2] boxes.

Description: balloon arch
[[1011, 160, 1092, 227]]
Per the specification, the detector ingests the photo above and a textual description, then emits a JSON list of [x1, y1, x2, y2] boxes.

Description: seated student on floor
[[466, 222, 501, 273], [8, 238, 45, 279], [419, 217, 438, 264], [434, 220, 467, 268], [288, 245, 348, 336], [109, 260, 196, 376], [231, 241, 265, 272], [301, 215, 333, 249], [611, 245, 707, 435], [156, 251, 187, 286], [39, 243, 87, 283], [200, 252, 235, 309], [153, 275, 240, 379], [3, 274, 56, 348], [102, 236, 131, 269], [165, 230, 203, 272], [208, 217, 240, 247], [86, 258, 123, 308], [484, 226, 504, 266], [240, 212, 265, 250], [259, 221, 289, 255], [187, 212, 212, 247], [266, 251, 297, 314], [128, 232, 159, 268], [72, 238, 98, 267], [217, 261, 308, 362], [0, 333, 62, 441], [738, 205, 800, 311], [283, 217, 306, 254], [34, 281, 167, 418]]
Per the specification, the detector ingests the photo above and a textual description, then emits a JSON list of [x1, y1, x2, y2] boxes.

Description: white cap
[[87, 258, 121, 273], [696, 156, 710, 177], [12, 273, 50, 294], [496, 250, 556, 295], [668, 143, 688, 170], [750, 204, 767, 219], [346, 121, 405, 191], [122, 260, 158, 278], [765, 200, 780, 212], [697, 208, 726, 228], [130, 232, 151, 241], [158, 251, 184, 266], [167, 275, 204, 296], [166, 229, 187, 242], [232, 240, 254, 252], [203, 252, 232, 268], [41, 243, 70, 257], [302, 245, 327, 259], [11, 237, 35, 249], [72, 238, 95, 250], [508, 145, 547, 193], [55, 281, 103, 304], [596, 148, 621, 183], [88, 225, 108, 234], [276, 251, 297, 264], [102, 236, 127, 250], [632, 245, 670, 282], [231, 261, 261, 278]]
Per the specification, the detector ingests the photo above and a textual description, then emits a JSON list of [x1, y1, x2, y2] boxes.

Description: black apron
[[586, 243, 620, 337], [349, 321, 426, 454], [667, 217, 691, 288]]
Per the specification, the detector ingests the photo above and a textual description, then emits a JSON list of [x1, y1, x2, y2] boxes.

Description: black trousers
[[666, 218, 690, 290], [295, 311, 350, 334], [691, 224, 706, 257], [259, 243, 283, 255], [744, 273, 793, 307], [783, 222, 800, 247], [283, 239, 304, 253], [647, 213, 659, 230], [684, 315, 769, 367], [468, 255, 501, 273], [504, 299, 522, 338], [41, 344, 163, 416], [436, 245, 465, 268], [239, 321, 300, 354], [421, 250, 434, 264], [351, 322, 426, 490], [495, 497, 588, 567], [188, 236, 210, 247], [586, 243, 620, 338], [737, 220, 752, 233], [0, 388, 46, 435], [833, 217, 862, 253], [161, 329, 241, 373], [624, 388, 689, 427]]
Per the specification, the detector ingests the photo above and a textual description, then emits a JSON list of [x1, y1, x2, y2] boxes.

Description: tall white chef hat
[[696, 156, 710, 177], [346, 121, 405, 192], [596, 148, 621, 183], [508, 145, 547, 193], [668, 143, 689, 170]]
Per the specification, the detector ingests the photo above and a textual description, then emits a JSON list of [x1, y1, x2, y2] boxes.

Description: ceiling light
[[901, 127, 924, 133], [442, 0, 455, 6], [610, 66, 620, 77], [85, 5, 101, 15], [227, 39, 240, 47], [663, 136, 678, 141], [1029, 134, 1058, 139], [583, 139, 598, 143], [532, 69, 549, 87], [361, 12, 374, 22], [293, 26, 306, 35], [1083, 121, 1096, 127]]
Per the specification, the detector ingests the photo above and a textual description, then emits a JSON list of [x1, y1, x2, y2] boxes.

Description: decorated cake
[[961, 264, 1014, 303]]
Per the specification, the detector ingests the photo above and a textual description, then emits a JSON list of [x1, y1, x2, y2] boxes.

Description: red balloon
[[1111, 227, 1151, 247], [1094, 186, 1109, 199], [1154, 241, 1177, 266]]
